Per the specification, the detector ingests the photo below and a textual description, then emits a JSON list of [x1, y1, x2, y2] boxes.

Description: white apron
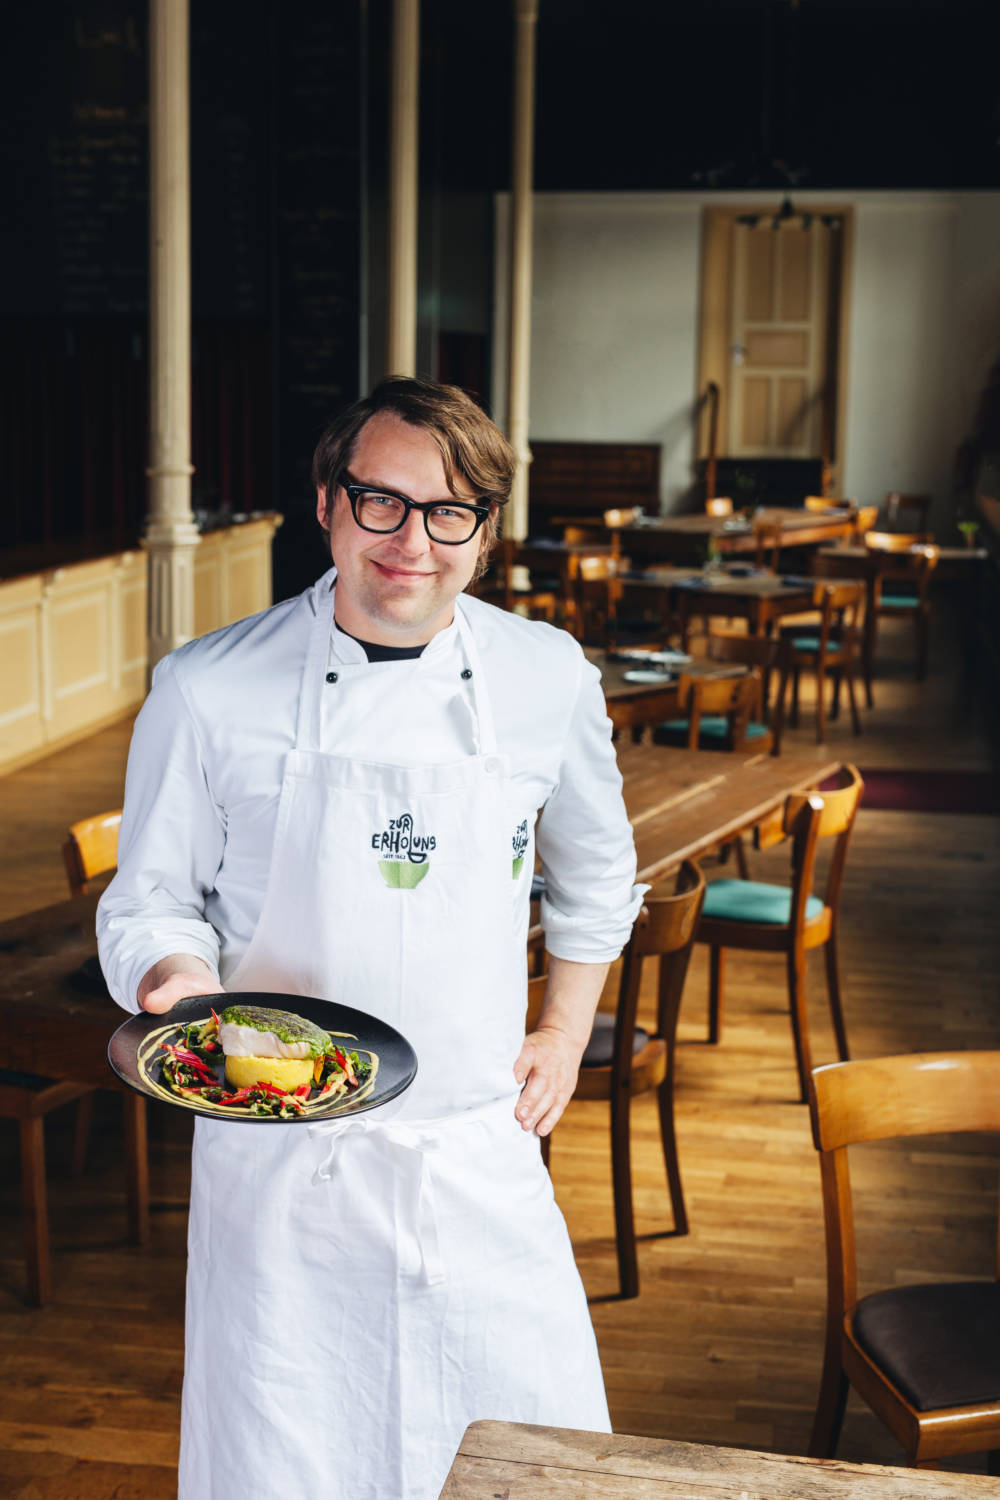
[[178, 586, 610, 1500]]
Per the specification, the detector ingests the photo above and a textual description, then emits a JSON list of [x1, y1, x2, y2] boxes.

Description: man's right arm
[[98, 654, 226, 1014]]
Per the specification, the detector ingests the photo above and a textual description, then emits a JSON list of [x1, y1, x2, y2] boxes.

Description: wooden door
[[698, 206, 852, 487], [729, 224, 829, 458]]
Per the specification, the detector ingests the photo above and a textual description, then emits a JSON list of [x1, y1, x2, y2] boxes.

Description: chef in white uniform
[[98, 376, 644, 1500]]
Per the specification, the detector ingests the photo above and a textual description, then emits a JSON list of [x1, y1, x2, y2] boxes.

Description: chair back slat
[[810, 1050, 1000, 1153]]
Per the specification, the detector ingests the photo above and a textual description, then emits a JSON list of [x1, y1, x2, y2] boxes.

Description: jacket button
[[460, 667, 473, 680], [326, 671, 338, 683]]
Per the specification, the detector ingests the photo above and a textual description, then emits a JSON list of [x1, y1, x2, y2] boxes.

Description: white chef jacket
[[98, 569, 642, 1010]]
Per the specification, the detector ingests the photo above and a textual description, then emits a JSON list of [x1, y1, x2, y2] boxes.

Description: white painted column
[[506, 0, 538, 542], [145, 0, 198, 670], [387, 0, 420, 376]]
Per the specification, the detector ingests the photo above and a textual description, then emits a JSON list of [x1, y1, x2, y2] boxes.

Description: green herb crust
[[220, 1004, 331, 1058]]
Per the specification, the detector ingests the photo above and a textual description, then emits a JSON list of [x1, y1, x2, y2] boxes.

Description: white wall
[[493, 189, 1000, 527]]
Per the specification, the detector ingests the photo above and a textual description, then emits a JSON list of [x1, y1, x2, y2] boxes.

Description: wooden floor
[[2, 608, 999, 1495]]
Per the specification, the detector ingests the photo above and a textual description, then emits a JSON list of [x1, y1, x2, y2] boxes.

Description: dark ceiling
[[418, 0, 1000, 193]]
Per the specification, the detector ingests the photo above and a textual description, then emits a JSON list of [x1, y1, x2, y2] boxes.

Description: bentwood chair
[[864, 532, 939, 679], [808, 1051, 1000, 1468], [695, 764, 863, 1103], [784, 581, 864, 743], [1, 809, 149, 1304], [804, 495, 853, 513], [884, 491, 933, 533], [652, 669, 772, 756], [704, 632, 792, 756], [532, 861, 706, 1298]]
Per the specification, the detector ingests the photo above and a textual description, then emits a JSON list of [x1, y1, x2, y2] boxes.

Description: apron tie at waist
[[308, 1097, 516, 1288]]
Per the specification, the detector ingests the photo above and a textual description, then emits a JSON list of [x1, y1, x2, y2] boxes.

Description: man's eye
[[366, 493, 401, 509], [430, 506, 464, 521]]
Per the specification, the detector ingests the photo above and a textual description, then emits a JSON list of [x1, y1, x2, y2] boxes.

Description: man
[[99, 376, 643, 1500]]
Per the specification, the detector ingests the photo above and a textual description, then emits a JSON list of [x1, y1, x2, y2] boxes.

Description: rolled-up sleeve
[[535, 652, 646, 963], [97, 655, 225, 1013]]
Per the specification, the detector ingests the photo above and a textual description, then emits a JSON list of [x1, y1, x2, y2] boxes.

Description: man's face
[[317, 412, 488, 646]]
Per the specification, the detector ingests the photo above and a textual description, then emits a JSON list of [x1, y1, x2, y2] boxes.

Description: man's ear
[[316, 487, 329, 531]]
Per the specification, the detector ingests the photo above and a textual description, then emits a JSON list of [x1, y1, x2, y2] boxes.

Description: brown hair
[[311, 376, 513, 578]]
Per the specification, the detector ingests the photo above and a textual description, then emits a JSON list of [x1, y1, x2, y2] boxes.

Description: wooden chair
[[695, 764, 863, 1102], [652, 669, 772, 756], [808, 1050, 1000, 1467], [1, 808, 149, 1304], [572, 550, 639, 647], [804, 495, 853, 513], [884, 491, 933, 533], [478, 537, 559, 621], [604, 506, 644, 528], [784, 582, 864, 743], [531, 861, 706, 1298], [705, 496, 733, 517], [704, 632, 792, 756], [62, 809, 122, 895], [852, 504, 879, 541], [864, 532, 939, 679]]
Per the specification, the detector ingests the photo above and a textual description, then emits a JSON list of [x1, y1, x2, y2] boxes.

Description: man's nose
[[390, 507, 432, 553]]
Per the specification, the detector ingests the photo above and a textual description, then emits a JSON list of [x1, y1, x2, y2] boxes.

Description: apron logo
[[512, 819, 529, 880], [371, 812, 435, 889]]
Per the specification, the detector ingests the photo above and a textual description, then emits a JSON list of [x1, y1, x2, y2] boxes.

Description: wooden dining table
[[438, 1420, 996, 1498], [621, 565, 820, 650], [618, 507, 857, 566]]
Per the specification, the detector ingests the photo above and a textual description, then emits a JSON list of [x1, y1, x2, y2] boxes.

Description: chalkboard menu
[[5, 3, 148, 317]]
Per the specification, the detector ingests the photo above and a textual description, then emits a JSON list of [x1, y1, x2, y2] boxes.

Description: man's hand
[[514, 1024, 587, 1137], [513, 955, 611, 1137], [138, 954, 221, 1014]]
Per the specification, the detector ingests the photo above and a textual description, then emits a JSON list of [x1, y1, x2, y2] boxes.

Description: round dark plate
[[108, 992, 418, 1124]]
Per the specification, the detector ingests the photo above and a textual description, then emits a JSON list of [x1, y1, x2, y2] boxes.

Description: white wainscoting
[[0, 514, 282, 776]]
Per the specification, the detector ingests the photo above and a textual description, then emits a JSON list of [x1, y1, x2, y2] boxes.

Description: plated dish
[[108, 992, 418, 1124]]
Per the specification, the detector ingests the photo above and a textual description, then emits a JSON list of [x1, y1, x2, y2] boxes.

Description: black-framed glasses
[[340, 472, 492, 545]]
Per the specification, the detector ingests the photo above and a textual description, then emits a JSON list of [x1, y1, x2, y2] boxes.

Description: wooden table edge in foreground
[[438, 1420, 1000, 1497]]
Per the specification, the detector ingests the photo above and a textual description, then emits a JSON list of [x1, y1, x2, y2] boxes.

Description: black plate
[[108, 992, 418, 1124]]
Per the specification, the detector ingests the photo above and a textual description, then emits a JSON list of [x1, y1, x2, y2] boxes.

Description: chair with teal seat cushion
[[652, 668, 772, 756], [695, 764, 864, 1102], [703, 631, 792, 756], [864, 532, 939, 680], [782, 581, 864, 743]]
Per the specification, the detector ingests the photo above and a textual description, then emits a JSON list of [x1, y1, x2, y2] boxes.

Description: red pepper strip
[[293, 1085, 311, 1099], [332, 1047, 357, 1086], [210, 1007, 221, 1029], [161, 1043, 217, 1078]]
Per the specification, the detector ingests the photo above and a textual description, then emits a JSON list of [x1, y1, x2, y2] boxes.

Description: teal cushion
[[702, 878, 825, 925], [880, 593, 919, 608], [790, 635, 845, 655], [653, 717, 769, 747]]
